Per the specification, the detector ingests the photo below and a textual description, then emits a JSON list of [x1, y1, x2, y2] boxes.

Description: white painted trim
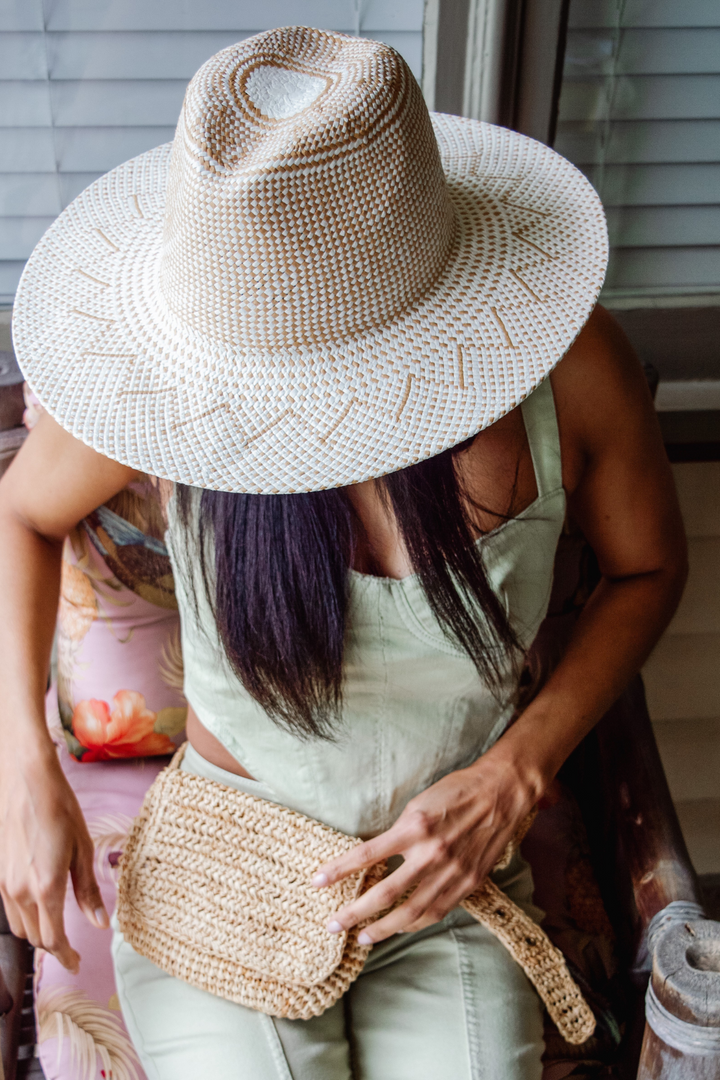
[[656, 381, 720, 412], [463, 0, 506, 122], [422, 0, 440, 110]]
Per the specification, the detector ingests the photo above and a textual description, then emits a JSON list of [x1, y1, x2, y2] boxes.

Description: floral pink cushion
[[25, 385, 186, 760], [56, 494, 186, 761], [35, 716, 162, 1080]]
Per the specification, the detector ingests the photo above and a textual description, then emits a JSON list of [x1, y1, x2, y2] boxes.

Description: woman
[[0, 28, 686, 1080]]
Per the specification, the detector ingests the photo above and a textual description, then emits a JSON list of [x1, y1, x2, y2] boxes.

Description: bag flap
[[120, 765, 379, 987]]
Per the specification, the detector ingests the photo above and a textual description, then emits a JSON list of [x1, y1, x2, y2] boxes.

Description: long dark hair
[[176, 441, 521, 738]]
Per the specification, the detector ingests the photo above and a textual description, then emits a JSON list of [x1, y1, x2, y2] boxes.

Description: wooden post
[[593, 676, 700, 934], [638, 918, 720, 1079], [0, 921, 31, 1080]]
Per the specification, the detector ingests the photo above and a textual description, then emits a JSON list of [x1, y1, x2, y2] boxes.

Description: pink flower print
[[72, 690, 175, 761]]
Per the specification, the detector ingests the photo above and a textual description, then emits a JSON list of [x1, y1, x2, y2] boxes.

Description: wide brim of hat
[[12, 115, 607, 494]]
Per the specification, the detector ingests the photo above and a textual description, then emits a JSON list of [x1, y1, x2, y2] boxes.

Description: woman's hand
[[0, 744, 108, 973], [0, 414, 137, 971], [313, 746, 543, 945]]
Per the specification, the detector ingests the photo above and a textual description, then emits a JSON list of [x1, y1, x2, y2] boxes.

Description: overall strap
[[520, 376, 562, 497]]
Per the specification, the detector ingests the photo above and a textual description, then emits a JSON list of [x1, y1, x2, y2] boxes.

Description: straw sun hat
[[13, 27, 607, 494]]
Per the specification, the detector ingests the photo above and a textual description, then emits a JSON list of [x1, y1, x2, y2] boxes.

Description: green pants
[[112, 902, 544, 1079]]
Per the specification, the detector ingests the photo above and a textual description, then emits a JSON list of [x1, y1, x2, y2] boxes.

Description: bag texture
[[117, 745, 596, 1043]]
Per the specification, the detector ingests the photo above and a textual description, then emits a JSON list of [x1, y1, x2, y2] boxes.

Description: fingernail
[[358, 931, 372, 945], [95, 907, 110, 929], [312, 873, 328, 888], [326, 920, 343, 934]]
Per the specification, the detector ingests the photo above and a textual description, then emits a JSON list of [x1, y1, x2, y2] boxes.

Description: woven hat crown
[[13, 25, 608, 492], [160, 27, 455, 350]]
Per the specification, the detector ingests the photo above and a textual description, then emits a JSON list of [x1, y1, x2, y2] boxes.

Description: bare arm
[[498, 304, 687, 783], [0, 413, 139, 970], [317, 307, 688, 943]]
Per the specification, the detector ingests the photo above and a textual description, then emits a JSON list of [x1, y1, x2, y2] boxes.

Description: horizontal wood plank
[[43, 0, 424, 33], [0, 82, 53, 127], [606, 206, 720, 249], [666, 536, 720, 636], [35, 29, 422, 83], [0, 32, 47, 78], [564, 28, 720, 76], [656, 382, 720, 412], [643, 633, 720, 721], [654, 719, 720, 803], [671, 462, 720, 537], [0, 174, 62, 217], [673, 798, 720, 874], [555, 119, 720, 164], [604, 246, 720, 291], [50, 79, 188, 127], [0, 216, 57, 261], [52, 125, 175, 172], [0, 1, 43, 32], [0, 262, 24, 299], [45, 31, 248, 80], [0, 128, 57, 173], [0, 172, 106, 215], [579, 163, 720, 207], [569, 1, 720, 31], [559, 75, 720, 122]]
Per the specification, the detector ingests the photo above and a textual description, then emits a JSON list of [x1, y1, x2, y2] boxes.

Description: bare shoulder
[[549, 306, 685, 578], [0, 411, 140, 540], [550, 304, 663, 497]]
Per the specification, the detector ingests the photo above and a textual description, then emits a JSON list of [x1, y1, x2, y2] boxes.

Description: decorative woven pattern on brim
[[117, 749, 386, 1019], [462, 881, 596, 1045], [12, 27, 607, 494]]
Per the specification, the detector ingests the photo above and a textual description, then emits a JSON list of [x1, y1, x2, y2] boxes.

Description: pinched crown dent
[[159, 27, 455, 350]]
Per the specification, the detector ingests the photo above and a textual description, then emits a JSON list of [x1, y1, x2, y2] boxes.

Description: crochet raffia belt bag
[[117, 745, 595, 1045]]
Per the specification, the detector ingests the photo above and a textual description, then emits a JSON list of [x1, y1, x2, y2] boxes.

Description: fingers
[[325, 861, 419, 934], [327, 855, 478, 945], [71, 837, 109, 931], [1, 882, 79, 972], [313, 821, 413, 887], [358, 869, 476, 944], [37, 899, 80, 974]]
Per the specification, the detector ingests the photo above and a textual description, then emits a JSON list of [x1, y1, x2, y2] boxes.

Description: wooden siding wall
[[0, 0, 424, 305], [643, 461, 720, 874], [555, 0, 720, 301]]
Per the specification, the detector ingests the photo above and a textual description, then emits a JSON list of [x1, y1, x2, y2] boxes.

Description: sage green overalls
[[112, 377, 566, 1079]]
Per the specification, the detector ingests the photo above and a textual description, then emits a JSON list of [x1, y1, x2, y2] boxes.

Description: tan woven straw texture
[[12, 26, 607, 494], [461, 883, 595, 1045], [117, 747, 596, 1044], [116, 749, 386, 1019]]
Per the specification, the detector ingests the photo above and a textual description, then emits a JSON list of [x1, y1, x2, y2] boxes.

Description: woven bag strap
[[470, 807, 597, 1046], [461, 881, 596, 1046], [167, 742, 189, 772], [493, 808, 537, 872]]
